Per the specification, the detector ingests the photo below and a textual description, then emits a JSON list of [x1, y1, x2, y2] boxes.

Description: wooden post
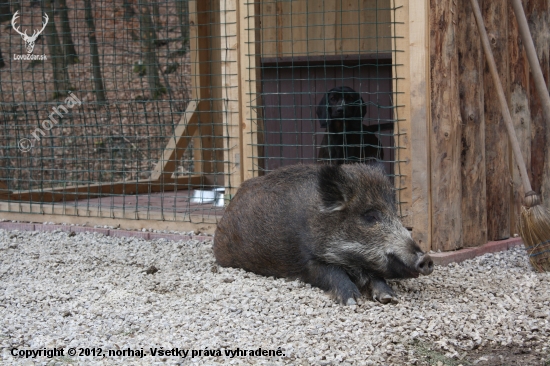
[[507, 0, 532, 235], [238, 0, 260, 181], [220, 0, 243, 199], [458, 0, 488, 247], [482, 1, 511, 240], [524, 0, 550, 209], [399, 0, 431, 251], [189, 0, 224, 178], [392, 0, 428, 250], [429, 0, 463, 251]]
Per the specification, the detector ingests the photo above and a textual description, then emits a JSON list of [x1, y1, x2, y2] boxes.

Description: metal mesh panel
[[242, 0, 405, 214], [0, 0, 229, 223], [0, 0, 404, 224]]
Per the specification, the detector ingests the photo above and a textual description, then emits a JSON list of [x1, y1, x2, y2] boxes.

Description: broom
[[470, 0, 550, 272]]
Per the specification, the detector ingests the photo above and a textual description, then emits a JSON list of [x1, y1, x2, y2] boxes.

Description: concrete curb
[[431, 237, 524, 266], [0, 222, 213, 243]]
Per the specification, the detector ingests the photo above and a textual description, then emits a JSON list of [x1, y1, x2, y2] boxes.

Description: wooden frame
[[392, 0, 431, 251]]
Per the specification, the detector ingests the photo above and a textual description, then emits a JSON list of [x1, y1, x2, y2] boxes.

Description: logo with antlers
[[12, 10, 48, 54]]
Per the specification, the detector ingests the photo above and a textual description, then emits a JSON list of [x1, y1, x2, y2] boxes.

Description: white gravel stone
[[0, 229, 549, 365]]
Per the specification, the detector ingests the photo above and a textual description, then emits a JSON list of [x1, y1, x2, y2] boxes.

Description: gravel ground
[[1, 229, 549, 366]]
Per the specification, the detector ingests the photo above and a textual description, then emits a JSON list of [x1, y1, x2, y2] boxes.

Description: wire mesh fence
[[244, 0, 406, 213], [0, 0, 405, 224]]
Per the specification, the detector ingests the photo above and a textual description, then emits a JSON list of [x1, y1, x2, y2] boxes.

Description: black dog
[[317, 86, 383, 164]]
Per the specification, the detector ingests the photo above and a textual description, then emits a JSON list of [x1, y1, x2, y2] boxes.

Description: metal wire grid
[[0, 0, 404, 223], [0, 0, 230, 223], [243, 0, 406, 213]]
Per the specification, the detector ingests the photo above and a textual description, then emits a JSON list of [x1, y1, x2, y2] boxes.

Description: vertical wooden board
[[279, 0, 293, 56], [209, 0, 226, 183], [289, 0, 307, 56], [391, 0, 417, 244], [457, 0, 487, 247], [323, 0, 337, 55], [537, 0, 550, 210], [375, 0, 392, 52], [189, 0, 216, 175], [525, 0, 550, 208], [220, 0, 242, 196], [306, 0, 326, 57], [339, 0, 361, 53], [405, 0, 431, 250], [276, 1, 284, 56], [482, 1, 511, 240], [239, 0, 260, 180], [360, 0, 392, 53], [507, 0, 532, 235], [429, 0, 463, 251], [188, 1, 203, 176], [189, 1, 199, 101], [198, 0, 215, 176], [260, 0, 277, 57]]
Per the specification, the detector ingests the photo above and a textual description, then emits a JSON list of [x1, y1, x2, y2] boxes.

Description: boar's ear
[[319, 165, 349, 212]]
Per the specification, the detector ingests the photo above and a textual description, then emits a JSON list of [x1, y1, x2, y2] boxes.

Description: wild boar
[[213, 164, 433, 305]]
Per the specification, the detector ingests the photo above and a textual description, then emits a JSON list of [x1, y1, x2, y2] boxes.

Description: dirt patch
[[407, 340, 550, 365]]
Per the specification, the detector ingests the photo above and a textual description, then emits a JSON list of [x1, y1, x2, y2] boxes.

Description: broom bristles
[[519, 199, 550, 272]]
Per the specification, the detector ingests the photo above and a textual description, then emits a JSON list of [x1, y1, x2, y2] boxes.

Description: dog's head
[[316, 86, 367, 128]]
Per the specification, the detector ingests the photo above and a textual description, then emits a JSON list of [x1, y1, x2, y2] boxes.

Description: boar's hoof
[[370, 278, 398, 304], [334, 285, 361, 305], [373, 293, 399, 304], [331, 282, 361, 305]]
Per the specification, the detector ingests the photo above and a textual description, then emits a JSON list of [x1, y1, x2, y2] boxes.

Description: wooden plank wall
[[429, 0, 550, 251], [527, 0, 550, 213], [260, 0, 392, 58]]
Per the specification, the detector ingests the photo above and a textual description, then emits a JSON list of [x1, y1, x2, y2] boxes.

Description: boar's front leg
[[365, 277, 398, 304], [303, 261, 361, 305]]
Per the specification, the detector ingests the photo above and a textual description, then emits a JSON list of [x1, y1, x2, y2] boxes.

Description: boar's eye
[[362, 210, 381, 224]]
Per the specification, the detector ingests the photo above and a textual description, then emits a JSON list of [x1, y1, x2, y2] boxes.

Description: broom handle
[[510, 0, 550, 127], [469, 0, 533, 194]]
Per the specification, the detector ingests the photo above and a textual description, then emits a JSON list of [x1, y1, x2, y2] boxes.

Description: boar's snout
[[415, 253, 434, 276]]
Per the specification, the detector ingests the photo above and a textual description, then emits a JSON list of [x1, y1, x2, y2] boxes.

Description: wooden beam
[[429, 0, 463, 251], [189, 0, 224, 177], [239, 0, 260, 181], [208, 0, 226, 184], [525, 0, 550, 209], [220, 0, 242, 199], [151, 100, 201, 181], [0, 207, 220, 234], [458, 0, 487, 247], [406, 0, 431, 251], [482, 1, 511, 240], [391, 0, 417, 245], [4, 175, 204, 202], [507, 0, 532, 236]]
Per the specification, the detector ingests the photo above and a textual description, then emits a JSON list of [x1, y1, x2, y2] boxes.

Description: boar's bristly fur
[[213, 164, 433, 305]]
